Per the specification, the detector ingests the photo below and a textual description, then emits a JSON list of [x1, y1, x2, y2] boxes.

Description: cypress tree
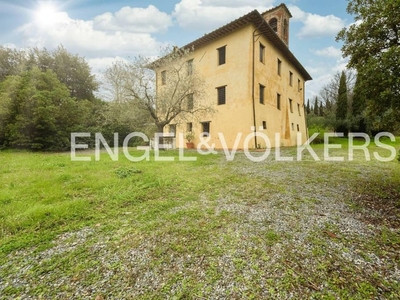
[[313, 97, 319, 115], [336, 71, 348, 135]]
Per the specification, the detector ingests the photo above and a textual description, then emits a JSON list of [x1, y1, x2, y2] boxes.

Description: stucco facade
[[156, 4, 312, 149]]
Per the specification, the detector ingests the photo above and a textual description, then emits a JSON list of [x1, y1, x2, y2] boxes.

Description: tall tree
[[27, 46, 98, 101], [336, 71, 348, 135], [0, 67, 98, 150], [306, 99, 311, 114], [313, 96, 319, 115], [337, 0, 400, 131], [350, 74, 366, 132]]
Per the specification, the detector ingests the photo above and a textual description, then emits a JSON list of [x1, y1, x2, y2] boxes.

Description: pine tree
[[306, 99, 311, 114]]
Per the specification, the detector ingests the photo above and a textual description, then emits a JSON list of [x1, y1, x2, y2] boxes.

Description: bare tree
[[102, 60, 131, 103], [105, 47, 212, 136], [319, 69, 356, 110]]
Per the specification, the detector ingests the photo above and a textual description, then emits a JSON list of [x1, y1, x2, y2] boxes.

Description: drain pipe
[[252, 29, 261, 149]]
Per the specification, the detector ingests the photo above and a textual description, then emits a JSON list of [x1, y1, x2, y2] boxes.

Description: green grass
[[0, 140, 399, 298]]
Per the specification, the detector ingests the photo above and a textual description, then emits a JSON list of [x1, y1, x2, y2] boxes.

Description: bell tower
[[261, 4, 292, 46]]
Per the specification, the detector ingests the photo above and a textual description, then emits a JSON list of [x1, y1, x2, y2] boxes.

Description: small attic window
[[269, 18, 278, 32]]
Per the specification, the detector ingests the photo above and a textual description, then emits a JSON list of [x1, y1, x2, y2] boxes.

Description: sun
[[34, 2, 60, 26]]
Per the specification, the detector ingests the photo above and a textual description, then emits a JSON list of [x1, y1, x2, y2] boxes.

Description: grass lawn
[[0, 138, 399, 299]]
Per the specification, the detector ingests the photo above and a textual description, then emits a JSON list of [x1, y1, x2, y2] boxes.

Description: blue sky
[[0, 0, 353, 100]]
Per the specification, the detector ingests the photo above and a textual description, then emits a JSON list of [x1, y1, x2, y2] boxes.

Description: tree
[[336, 71, 349, 135], [306, 99, 311, 114], [313, 97, 319, 115], [337, 0, 400, 131], [26, 46, 98, 101], [350, 74, 366, 132], [0, 67, 99, 150], [0, 46, 28, 82], [105, 47, 213, 136]]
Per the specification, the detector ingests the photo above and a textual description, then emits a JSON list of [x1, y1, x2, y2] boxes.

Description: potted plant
[[185, 131, 195, 149]]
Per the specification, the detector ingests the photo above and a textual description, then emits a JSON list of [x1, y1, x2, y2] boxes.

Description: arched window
[[269, 18, 278, 32]]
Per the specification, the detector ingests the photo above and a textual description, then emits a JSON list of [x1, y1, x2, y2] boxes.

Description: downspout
[[303, 81, 309, 141], [252, 28, 262, 149]]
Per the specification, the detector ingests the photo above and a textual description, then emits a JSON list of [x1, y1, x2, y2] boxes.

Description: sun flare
[[34, 3, 59, 26]]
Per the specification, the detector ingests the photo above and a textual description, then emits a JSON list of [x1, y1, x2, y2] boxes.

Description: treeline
[[306, 69, 399, 136], [0, 46, 152, 151]]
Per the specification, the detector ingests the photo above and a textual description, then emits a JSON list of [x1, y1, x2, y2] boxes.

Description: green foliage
[[313, 97, 319, 115], [337, 0, 400, 131], [26, 46, 98, 101], [0, 46, 105, 150], [335, 71, 349, 135], [0, 67, 100, 150], [114, 167, 142, 179]]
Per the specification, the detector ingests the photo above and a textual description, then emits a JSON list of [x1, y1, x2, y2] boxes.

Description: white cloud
[[17, 11, 161, 58], [93, 5, 172, 33], [313, 46, 342, 58], [289, 5, 345, 39], [173, 0, 275, 32]]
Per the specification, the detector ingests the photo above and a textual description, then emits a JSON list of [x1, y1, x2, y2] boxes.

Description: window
[[187, 59, 194, 76], [269, 18, 278, 32], [259, 84, 265, 104], [298, 103, 301, 116], [277, 93, 281, 110], [187, 94, 194, 110], [187, 122, 193, 132], [289, 71, 293, 86], [262, 121, 267, 130], [277, 59, 282, 76], [297, 124, 300, 132], [291, 123, 294, 131], [217, 46, 226, 65], [298, 79, 301, 92], [289, 99, 293, 113], [217, 86, 226, 105], [169, 124, 176, 137], [259, 43, 265, 63], [201, 122, 210, 137], [161, 71, 166, 85]]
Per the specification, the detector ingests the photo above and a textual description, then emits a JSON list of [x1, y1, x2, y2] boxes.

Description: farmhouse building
[[156, 3, 312, 149]]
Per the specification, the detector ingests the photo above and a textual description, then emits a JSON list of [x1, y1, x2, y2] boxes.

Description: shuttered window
[[217, 86, 226, 105], [217, 46, 226, 65]]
